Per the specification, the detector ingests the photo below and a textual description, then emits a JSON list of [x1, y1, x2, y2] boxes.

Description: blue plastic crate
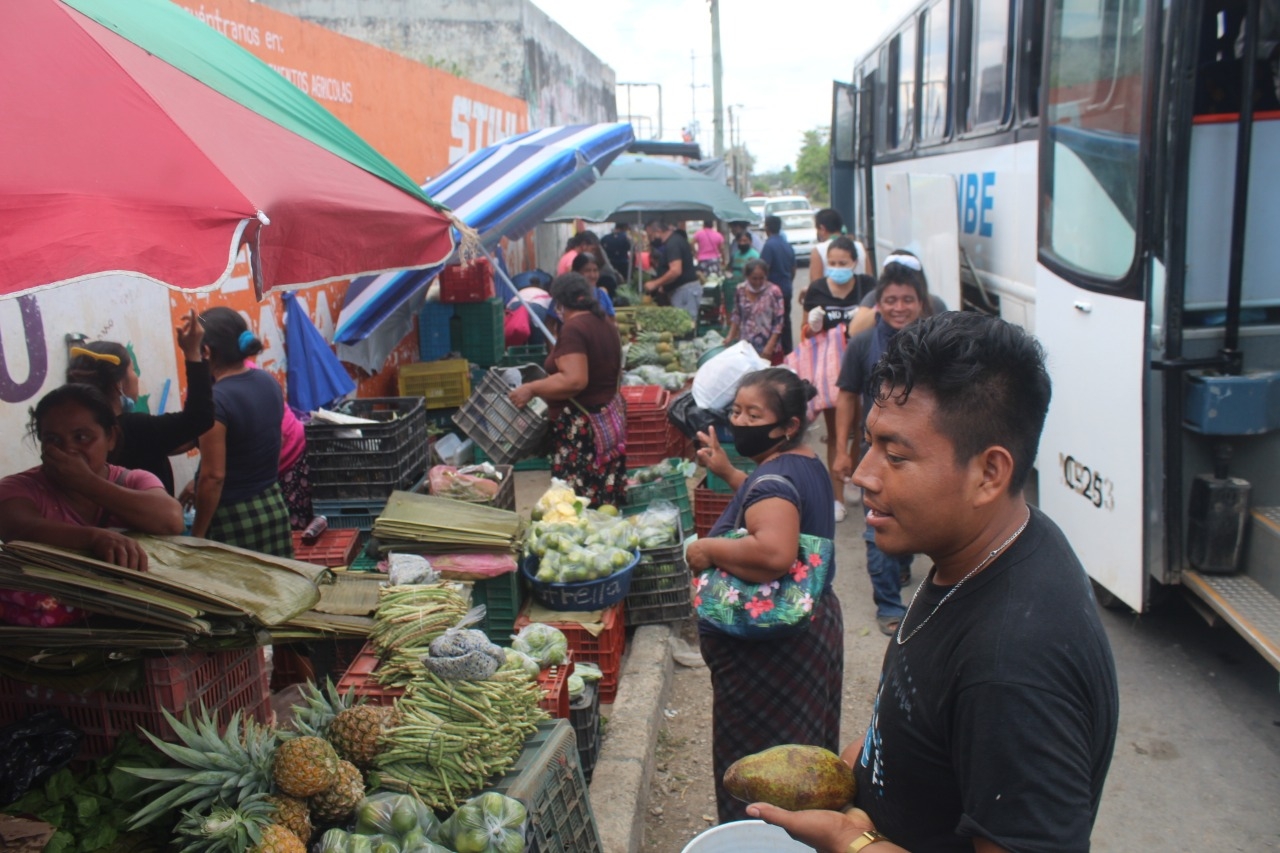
[[418, 301, 455, 361]]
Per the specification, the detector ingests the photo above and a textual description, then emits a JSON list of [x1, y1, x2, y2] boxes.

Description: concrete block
[[590, 624, 674, 853]]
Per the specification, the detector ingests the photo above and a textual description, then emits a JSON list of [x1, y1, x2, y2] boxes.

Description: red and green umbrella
[[0, 0, 457, 298]]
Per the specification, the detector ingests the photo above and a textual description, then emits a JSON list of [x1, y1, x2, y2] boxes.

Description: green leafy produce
[[510, 624, 568, 666], [634, 305, 694, 337], [437, 792, 527, 853], [4, 735, 169, 853]]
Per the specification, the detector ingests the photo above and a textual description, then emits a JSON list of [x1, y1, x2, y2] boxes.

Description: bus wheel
[[1092, 580, 1132, 612]]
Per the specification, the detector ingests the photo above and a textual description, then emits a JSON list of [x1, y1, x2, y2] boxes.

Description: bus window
[[921, 0, 951, 142], [1019, 0, 1043, 119], [968, 0, 1012, 129], [833, 83, 857, 163], [889, 24, 918, 148], [876, 46, 890, 152], [1041, 0, 1146, 281]]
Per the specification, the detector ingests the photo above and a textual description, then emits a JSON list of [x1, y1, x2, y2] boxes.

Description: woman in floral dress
[[684, 368, 844, 823], [726, 259, 785, 364]]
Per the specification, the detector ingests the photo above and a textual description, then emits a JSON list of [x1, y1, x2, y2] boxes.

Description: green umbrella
[[546, 155, 760, 224]]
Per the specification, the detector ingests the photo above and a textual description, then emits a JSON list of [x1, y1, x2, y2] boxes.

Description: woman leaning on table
[[507, 273, 627, 509], [0, 385, 184, 625], [186, 307, 293, 558], [684, 368, 844, 825]]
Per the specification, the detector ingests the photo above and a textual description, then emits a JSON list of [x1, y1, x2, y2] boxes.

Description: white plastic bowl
[[680, 819, 818, 853]]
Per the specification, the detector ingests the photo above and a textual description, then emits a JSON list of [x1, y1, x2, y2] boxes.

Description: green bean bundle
[[372, 668, 547, 810], [370, 584, 471, 687]]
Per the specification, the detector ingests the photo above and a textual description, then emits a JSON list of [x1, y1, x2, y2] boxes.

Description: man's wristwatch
[[846, 829, 891, 852]]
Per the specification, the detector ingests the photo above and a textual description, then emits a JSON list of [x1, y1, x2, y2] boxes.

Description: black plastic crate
[[485, 720, 602, 853], [306, 398, 428, 501], [625, 542, 693, 627], [568, 682, 600, 782], [500, 343, 549, 367], [453, 366, 551, 465]]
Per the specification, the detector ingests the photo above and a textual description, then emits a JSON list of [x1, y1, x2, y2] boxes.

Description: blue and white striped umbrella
[[334, 122, 635, 345]]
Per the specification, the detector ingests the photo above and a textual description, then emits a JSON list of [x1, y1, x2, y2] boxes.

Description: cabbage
[[438, 792, 527, 853], [567, 673, 585, 698], [499, 649, 542, 680], [511, 623, 568, 666], [574, 662, 602, 682]]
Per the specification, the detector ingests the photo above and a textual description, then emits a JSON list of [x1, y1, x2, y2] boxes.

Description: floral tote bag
[[694, 475, 833, 639]]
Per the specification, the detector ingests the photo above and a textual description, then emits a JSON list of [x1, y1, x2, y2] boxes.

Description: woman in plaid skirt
[[187, 308, 293, 558], [684, 369, 844, 823]]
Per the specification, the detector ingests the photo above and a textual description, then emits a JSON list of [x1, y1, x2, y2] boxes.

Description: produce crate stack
[[694, 475, 735, 538], [397, 359, 471, 411], [451, 297, 505, 367], [534, 660, 574, 719], [706, 443, 758, 492], [311, 471, 428, 535], [485, 719, 603, 853], [306, 397, 429, 503], [438, 257, 496, 304], [621, 385, 672, 467], [0, 647, 270, 762], [569, 682, 601, 781], [623, 465, 694, 539], [290, 527, 360, 567], [625, 538, 693, 627], [515, 604, 626, 703], [418, 300, 455, 361]]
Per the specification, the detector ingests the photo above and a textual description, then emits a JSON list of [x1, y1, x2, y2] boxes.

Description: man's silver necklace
[[895, 509, 1032, 646]]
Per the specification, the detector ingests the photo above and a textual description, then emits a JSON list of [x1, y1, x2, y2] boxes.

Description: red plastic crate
[[0, 647, 270, 761], [694, 477, 734, 538], [516, 603, 625, 703], [665, 423, 692, 460], [335, 642, 402, 707], [439, 258, 495, 304], [621, 385, 668, 411], [290, 528, 360, 567], [536, 658, 575, 719]]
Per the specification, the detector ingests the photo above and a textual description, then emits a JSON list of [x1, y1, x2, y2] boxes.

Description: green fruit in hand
[[723, 744, 857, 811]]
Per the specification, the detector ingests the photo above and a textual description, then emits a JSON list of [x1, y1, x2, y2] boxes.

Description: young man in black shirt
[[752, 312, 1119, 853], [600, 222, 632, 286], [643, 217, 701, 322]]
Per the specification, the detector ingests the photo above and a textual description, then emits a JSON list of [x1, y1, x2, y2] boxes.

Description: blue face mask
[[828, 267, 855, 285]]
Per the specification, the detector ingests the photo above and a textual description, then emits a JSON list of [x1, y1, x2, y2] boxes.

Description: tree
[[794, 128, 830, 205]]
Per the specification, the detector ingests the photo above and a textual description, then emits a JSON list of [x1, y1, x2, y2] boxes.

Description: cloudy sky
[[531, 0, 901, 173]]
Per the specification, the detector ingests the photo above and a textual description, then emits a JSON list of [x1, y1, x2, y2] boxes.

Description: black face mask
[[650, 237, 664, 248], [736, 244, 752, 254], [730, 421, 786, 458]]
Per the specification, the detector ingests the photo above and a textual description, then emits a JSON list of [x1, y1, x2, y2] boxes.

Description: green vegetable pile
[[372, 671, 545, 810], [2, 735, 169, 853], [370, 584, 473, 688], [317, 790, 526, 853], [633, 306, 694, 337]]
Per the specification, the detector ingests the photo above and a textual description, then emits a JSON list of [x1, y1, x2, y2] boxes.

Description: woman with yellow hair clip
[[65, 308, 214, 496]]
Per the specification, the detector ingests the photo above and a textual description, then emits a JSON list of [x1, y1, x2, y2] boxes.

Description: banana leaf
[[372, 490, 524, 548]]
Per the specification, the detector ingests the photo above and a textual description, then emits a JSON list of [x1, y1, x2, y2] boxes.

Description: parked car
[[763, 195, 812, 219], [744, 196, 767, 222], [778, 210, 818, 263]]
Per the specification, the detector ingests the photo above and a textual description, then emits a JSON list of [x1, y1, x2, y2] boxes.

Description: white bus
[[831, 0, 1280, 671]]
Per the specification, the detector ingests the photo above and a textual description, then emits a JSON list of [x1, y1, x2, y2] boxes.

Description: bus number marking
[[1059, 453, 1114, 511]]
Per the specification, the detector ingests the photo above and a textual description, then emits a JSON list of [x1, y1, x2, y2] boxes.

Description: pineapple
[[287, 678, 358, 739], [272, 735, 340, 797], [308, 759, 366, 824], [327, 703, 398, 769], [174, 794, 306, 853], [125, 708, 278, 829], [265, 794, 312, 846]]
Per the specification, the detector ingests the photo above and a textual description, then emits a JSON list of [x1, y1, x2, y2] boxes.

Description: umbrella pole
[[484, 247, 557, 346]]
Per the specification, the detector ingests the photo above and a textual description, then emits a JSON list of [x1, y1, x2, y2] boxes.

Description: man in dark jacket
[[643, 217, 701, 322], [760, 215, 796, 353]]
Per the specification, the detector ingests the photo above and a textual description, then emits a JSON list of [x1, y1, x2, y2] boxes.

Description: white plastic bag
[[692, 340, 767, 410]]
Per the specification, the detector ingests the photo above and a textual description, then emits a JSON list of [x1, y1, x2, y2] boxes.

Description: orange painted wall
[[166, 0, 529, 398]]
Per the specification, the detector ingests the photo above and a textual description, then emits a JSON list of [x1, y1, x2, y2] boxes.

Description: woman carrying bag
[[685, 368, 844, 824]]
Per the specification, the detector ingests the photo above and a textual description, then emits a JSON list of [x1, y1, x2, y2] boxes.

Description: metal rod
[[1223, 0, 1260, 372]]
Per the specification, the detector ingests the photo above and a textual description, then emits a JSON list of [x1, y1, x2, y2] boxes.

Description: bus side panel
[[1036, 267, 1147, 610]]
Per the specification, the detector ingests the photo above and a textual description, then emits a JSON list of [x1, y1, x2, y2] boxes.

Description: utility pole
[[710, 0, 724, 159], [728, 105, 738, 193]]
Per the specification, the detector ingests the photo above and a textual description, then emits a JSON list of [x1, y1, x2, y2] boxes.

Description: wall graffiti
[[0, 296, 48, 404]]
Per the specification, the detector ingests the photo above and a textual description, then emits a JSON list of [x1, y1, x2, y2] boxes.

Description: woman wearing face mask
[[727, 230, 760, 277], [800, 237, 878, 520], [685, 368, 843, 824], [64, 309, 213, 496], [725, 259, 785, 363]]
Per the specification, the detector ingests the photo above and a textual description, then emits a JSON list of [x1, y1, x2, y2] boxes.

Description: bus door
[[1035, 0, 1151, 610], [830, 82, 858, 234]]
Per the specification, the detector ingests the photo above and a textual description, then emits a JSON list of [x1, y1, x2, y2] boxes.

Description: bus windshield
[[1041, 0, 1146, 281]]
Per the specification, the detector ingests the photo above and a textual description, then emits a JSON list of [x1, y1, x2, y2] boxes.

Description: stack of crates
[[290, 528, 361, 568], [397, 359, 471, 411], [625, 532, 693, 627], [439, 258, 496, 304], [694, 475, 735, 538], [569, 682, 601, 781], [452, 298, 505, 367], [623, 464, 693, 538], [621, 385, 671, 467], [515, 603, 625, 703], [500, 343, 548, 367], [418, 300, 455, 361], [705, 443, 757, 492], [485, 720, 603, 853]]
